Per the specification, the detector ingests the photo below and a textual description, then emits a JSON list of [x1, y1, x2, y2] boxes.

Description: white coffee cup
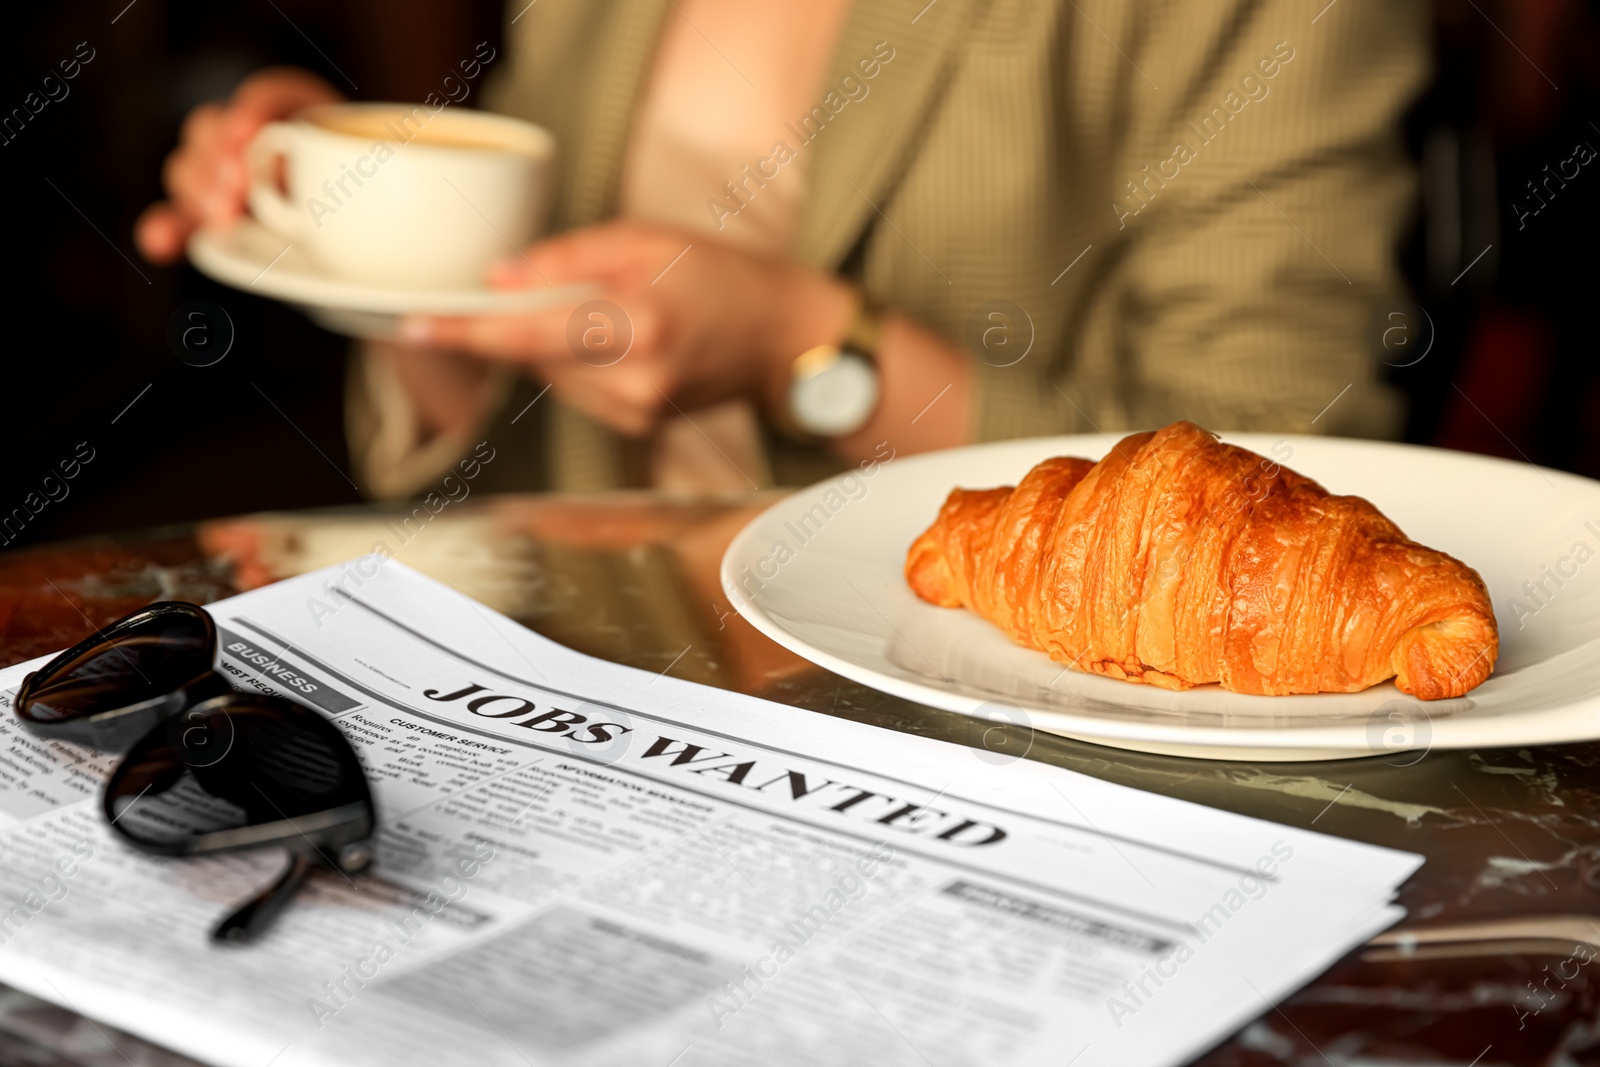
[[246, 102, 554, 289]]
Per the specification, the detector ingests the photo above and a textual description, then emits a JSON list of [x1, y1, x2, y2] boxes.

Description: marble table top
[[0, 494, 1596, 1066]]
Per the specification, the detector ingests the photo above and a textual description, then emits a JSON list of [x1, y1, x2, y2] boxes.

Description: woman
[[138, 0, 1429, 497]]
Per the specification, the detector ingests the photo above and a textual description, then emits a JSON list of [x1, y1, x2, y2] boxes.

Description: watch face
[[791, 352, 879, 437]]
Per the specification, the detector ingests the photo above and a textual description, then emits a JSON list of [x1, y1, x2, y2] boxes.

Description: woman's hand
[[400, 221, 856, 436], [135, 68, 343, 264]]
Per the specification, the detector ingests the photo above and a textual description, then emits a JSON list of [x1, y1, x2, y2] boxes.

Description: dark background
[[1, 0, 1595, 549]]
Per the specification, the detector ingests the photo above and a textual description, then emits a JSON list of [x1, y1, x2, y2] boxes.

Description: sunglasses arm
[[211, 849, 316, 945]]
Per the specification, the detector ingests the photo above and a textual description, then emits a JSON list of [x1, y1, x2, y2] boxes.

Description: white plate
[[722, 434, 1600, 761], [189, 219, 595, 339]]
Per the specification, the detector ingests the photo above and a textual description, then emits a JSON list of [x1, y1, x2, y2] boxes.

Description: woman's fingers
[[177, 101, 226, 150], [141, 101, 238, 262], [399, 306, 574, 359], [402, 294, 658, 365], [397, 303, 672, 437], [537, 359, 671, 437], [399, 220, 779, 438], [167, 106, 229, 215], [489, 222, 679, 290], [227, 68, 343, 132], [204, 73, 340, 220], [134, 203, 190, 263], [138, 69, 343, 265]]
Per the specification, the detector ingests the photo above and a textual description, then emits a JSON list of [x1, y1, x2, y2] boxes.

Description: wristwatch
[[779, 289, 883, 439]]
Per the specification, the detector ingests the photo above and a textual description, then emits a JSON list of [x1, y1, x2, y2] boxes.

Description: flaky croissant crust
[[906, 422, 1498, 700]]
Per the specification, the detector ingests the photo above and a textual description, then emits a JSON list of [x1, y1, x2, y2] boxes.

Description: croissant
[[905, 422, 1498, 700]]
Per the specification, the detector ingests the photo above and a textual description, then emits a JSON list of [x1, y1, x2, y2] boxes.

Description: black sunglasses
[[13, 602, 375, 944]]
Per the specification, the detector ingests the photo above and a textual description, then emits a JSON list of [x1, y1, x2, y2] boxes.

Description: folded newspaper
[[0, 559, 1418, 1067]]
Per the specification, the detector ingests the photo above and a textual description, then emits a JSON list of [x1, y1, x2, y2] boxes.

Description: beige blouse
[[623, 0, 851, 494]]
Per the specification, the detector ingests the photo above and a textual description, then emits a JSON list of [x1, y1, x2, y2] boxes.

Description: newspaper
[[0, 559, 1419, 1067]]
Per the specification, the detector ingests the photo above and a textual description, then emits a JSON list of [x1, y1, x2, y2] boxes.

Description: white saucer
[[722, 434, 1600, 762], [189, 219, 595, 339]]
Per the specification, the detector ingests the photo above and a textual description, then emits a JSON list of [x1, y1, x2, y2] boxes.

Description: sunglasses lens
[[19, 605, 213, 725], [106, 694, 372, 854]]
